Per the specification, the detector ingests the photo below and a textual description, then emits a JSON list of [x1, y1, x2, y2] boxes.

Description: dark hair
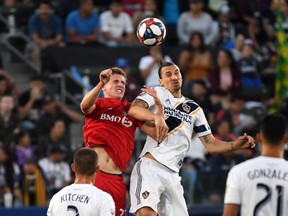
[[157, 61, 176, 79], [14, 131, 28, 144], [111, 67, 126, 77], [187, 31, 206, 53], [219, 49, 237, 68], [74, 148, 98, 176], [110, 0, 122, 5], [80, 0, 93, 5], [39, 0, 53, 8], [30, 75, 45, 82], [260, 113, 287, 146]]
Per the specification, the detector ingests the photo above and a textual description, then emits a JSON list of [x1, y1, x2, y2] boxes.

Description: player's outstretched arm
[[199, 133, 255, 154], [80, 69, 112, 115]]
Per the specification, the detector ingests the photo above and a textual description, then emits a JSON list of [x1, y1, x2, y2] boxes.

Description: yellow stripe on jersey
[[189, 107, 201, 116], [173, 100, 185, 109]]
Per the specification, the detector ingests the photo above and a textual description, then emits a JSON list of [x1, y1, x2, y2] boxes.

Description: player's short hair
[[74, 148, 98, 176], [111, 67, 126, 77], [260, 113, 287, 146], [158, 61, 176, 79]]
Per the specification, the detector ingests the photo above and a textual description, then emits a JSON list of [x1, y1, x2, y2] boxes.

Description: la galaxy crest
[[182, 103, 190, 113], [142, 191, 150, 199]]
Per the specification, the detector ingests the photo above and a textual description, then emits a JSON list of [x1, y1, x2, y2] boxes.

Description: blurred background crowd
[[0, 0, 287, 211]]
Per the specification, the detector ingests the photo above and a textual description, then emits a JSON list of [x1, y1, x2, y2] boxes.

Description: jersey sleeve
[[98, 193, 115, 216], [46, 195, 56, 216], [224, 166, 241, 204], [193, 108, 211, 137]]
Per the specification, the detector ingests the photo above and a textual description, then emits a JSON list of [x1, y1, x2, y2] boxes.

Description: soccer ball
[[136, 17, 166, 46]]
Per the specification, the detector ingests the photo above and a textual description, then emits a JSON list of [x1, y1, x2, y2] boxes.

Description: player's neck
[[170, 90, 182, 98], [74, 176, 94, 185], [261, 144, 284, 158]]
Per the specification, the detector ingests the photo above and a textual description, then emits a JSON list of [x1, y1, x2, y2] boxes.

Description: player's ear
[[256, 133, 261, 142], [71, 163, 75, 172], [95, 165, 100, 173]]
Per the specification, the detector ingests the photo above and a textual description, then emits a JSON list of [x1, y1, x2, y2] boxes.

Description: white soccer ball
[[136, 17, 166, 46]]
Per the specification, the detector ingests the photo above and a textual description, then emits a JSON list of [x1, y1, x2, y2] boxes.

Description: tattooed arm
[[199, 133, 255, 154]]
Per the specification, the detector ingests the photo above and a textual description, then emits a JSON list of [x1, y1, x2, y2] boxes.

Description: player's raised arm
[[199, 133, 255, 154], [141, 85, 164, 117], [80, 69, 112, 115]]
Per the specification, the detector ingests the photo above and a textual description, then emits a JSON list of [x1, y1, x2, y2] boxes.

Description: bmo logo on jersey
[[100, 114, 133, 127]]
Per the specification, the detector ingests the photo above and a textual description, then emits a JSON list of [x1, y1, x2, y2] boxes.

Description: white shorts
[[129, 157, 188, 216]]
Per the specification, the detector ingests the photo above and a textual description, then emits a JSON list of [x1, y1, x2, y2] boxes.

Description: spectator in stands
[[185, 79, 215, 123], [37, 119, 69, 160], [156, 0, 188, 45], [209, 49, 242, 109], [133, 0, 162, 30], [36, 94, 82, 139], [18, 75, 47, 133], [0, 146, 21, 207], [122, 0, 144, 18], [14, 131, 33, 167], [0, 94, 19, 147], [139, 46, 172, 87], [66, 0, 100, 45], [38, 145, 71, 199], [215, 96, 257, 137], [100, 0, 134, 47], [230, 0, 272, 48], [178, 32, 213, 83], [213, 5, 236, 48], [238, 39, 264, 91], [230, 34, 245, 62], [16, 156, 47, 207], [177, 0, 216, 46], [115, 57, 141, 101], [0, 73, 18, 100], [27, 1, 63, 65]]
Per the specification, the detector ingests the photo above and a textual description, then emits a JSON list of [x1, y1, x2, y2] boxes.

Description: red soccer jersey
[[83, 98, 142, 172]]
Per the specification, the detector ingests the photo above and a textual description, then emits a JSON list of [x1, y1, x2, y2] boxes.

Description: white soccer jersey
[[224, 156, 288, 216], [47, 184, 115, 216], [137, 86, 211, 172]]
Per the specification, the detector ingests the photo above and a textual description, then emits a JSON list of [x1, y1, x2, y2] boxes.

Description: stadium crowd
[[0, 0, 288, 211]]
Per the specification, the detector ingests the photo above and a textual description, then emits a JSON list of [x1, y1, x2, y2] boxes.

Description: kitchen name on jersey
[[60, 193, 90, 204]]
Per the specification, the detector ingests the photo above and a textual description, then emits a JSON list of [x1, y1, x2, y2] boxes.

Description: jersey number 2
[[253, 183, 283, 216], [67, 205, 80, 216]]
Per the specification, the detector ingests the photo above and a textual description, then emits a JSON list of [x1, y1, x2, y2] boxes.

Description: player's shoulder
[[230, 157, 261, 173], [154, 86, 167, 95], [92, 186, 114, 201], [184, 97, 199, 107]]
